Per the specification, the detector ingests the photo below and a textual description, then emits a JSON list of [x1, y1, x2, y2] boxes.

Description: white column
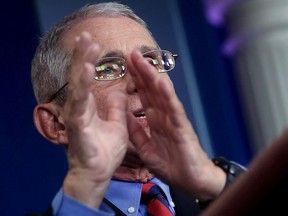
[[205, 0, 288, 153]]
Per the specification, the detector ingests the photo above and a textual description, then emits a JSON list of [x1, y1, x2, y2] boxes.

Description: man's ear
[[33, 103, 68, 145]]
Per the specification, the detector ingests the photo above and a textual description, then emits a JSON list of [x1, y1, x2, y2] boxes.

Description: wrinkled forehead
[[62, 16, 158, 56]]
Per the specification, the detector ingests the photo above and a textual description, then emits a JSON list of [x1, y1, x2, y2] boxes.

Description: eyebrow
[[100, 45, 159, 59], [100, 50, 124, 58], [139, 45, 159, 53]]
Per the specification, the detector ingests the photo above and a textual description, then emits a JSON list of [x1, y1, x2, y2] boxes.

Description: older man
[[30, 2, 244, 215]]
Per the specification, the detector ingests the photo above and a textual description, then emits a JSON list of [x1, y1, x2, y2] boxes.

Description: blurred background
[[1, 0, 288, 215]]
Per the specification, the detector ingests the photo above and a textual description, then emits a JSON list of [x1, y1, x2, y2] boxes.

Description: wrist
[[195, 156, 245, 209], [63, 169, 110, 208], [212, 157, 245, 188]]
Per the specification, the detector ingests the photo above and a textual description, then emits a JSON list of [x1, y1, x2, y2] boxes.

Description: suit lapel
[[170, 187, 202, 216]]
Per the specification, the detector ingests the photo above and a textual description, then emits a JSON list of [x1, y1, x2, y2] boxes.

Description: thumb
[[127, 113, 149, 151]]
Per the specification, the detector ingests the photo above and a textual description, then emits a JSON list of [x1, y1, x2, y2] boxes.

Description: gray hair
[[31, 2, 151, 105]]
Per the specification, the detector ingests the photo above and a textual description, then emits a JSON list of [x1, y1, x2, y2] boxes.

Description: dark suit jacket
[[26, 187, 202, 216], [201, 129, 288, 216]]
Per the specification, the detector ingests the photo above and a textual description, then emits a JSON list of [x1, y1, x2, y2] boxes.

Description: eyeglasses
[[48, 50, 178, 103]]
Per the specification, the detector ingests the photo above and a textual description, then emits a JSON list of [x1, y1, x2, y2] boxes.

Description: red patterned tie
[[141, 182, 174, 216]]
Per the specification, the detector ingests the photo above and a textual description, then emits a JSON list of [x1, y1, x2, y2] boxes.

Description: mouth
[[134, 111, 146, 119], [132, 110, 149, 131]]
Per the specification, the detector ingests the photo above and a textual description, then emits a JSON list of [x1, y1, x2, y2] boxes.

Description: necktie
[[141, 182, 174, 216]]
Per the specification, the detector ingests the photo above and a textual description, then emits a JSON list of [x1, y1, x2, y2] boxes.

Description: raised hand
[[62, 32, 129, 207], [126, 50, 226, 201]]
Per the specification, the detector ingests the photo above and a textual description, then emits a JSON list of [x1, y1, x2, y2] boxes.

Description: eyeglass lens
[[94, 50, 176, 81]]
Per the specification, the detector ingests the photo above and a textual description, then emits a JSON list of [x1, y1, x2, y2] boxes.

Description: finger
[[127, 52, 170, 132], [65, 63, 97, 124], [132, 51, 176, 108], [65, 32, 101, 120], [71, 31, 100, 87], [130, 50, 158, 84], [129, 51, 178, 119], [127, 51, 160, 108], [76, 31, 93, 55], [106, 90, 128, 125], [82, 38, 100, 66], [70, 31, 94, 77], [127, 112, 150, 153], [129, 51, 188, 128]]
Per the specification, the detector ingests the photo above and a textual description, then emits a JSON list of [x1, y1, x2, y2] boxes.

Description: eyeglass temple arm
[[172, 54, 178, 60], [48, 82, 69, 103]]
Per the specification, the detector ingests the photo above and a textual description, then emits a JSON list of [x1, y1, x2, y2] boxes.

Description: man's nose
[[125, 72, 138, 94]]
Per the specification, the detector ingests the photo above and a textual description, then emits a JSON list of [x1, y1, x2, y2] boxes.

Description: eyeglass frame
[[48, 49, 178, 103]]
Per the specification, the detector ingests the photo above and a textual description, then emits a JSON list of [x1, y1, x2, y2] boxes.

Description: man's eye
[[95, 63, 116, 80], [146, 58, 159, 66], [145, 56, 163, 71], [95, 62, 125, 80], [96, 65, 109, 72], [96, 63, 119, 73]]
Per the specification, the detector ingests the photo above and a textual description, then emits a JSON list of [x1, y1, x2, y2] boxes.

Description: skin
[[33, 16, 226, 209]]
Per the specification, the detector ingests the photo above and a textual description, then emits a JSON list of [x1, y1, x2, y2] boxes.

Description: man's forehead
[[72, 16, 149, 36], [65, 16, 157, 52]]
